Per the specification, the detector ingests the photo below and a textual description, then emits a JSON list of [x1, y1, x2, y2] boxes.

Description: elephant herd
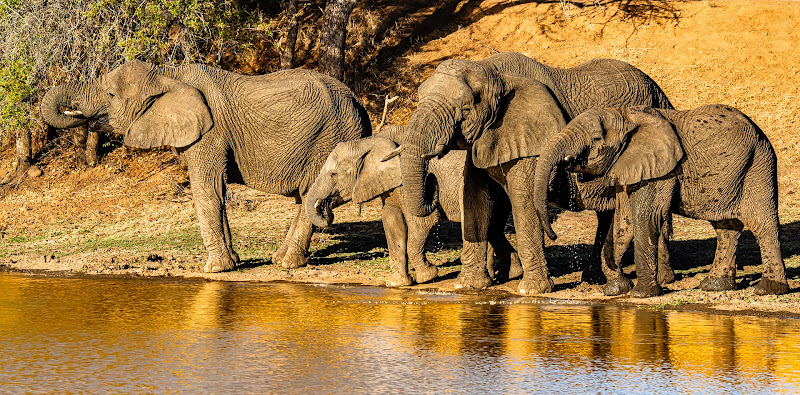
[[40, 52, 789, 298]]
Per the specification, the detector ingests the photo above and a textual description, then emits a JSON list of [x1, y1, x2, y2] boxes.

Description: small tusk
[[63, 110, 83, 116], [380, 145, 403, 162], [564, 155, 575, 162], [314, 200, 322, 209], [421, 144, 447, 160]]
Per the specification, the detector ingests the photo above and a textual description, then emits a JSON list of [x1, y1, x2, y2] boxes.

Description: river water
[[0, 272, 798, 393]]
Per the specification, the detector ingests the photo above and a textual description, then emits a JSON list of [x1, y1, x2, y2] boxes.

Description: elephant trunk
[[533, 131, 587, 241], [400, 101, 453, 218], [304, 178, 340, 228], [40, 81, 106, 129]]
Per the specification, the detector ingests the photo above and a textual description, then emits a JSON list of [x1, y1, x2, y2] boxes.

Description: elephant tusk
[[63, 110, 83, 116], [314, 200, 322, 209], [380, 145, 403, 162], [564, 155, 575, 162], [421, 144, 446, 160]]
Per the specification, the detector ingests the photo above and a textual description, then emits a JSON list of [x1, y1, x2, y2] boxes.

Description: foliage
[[0, 0, 281, 143]]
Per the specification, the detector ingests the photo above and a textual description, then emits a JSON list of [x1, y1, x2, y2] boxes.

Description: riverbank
[[2, 0, 800, 316]]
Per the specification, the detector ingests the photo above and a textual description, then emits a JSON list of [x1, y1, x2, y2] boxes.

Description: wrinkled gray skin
[[534, 105, 789, 297], [41, 60, 371, 273], [305, 126, 522, 286], [400, 52, 673, 294]]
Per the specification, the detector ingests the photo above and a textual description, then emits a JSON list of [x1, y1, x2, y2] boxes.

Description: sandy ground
[[3, 0, 800, 317]]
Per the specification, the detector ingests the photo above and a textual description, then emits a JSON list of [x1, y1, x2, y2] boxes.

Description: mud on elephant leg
[[506, 157, 553, 294], [455, 161, 493, 290], [747, 217, 789, 295], [275, 201, 313, 269], [186, 158, 237, 273], [382, 197, 413, 287], [406, 209, 440, 285], [700, 219, 742, 291], [656, 218, 675, 285]]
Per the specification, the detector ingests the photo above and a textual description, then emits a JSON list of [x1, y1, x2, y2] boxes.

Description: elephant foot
[[603, 276, 633, 296], [699, 275, 735, 292], [413, 264, 439, 284], [276, 250, 309, 269], [230, 250, 241, 264], [203, 253, 236, 273], [630, 280, 663, 298], [454, 270, 493, 290], [386, 273, 414, 287], [518, 273, 554, 295], [754, 278, 789, 295], [508, 254, 523, 280], [657, 265, 675, 285], [581, 265, 606, 285]]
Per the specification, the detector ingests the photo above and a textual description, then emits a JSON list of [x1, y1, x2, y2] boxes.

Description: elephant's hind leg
[[275, 199, 313, 269], [657, 217, 675, 285], [700, 219, 742, 292], [488, 192, 522, 282]]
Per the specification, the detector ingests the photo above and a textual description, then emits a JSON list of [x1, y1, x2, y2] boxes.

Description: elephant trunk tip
[[536, 208, 558, 241], [306, 197, 335, 228]]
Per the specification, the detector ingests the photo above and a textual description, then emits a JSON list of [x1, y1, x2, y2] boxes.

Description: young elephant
[[305, 126, 521, 287], [533, 105, 789, 297]]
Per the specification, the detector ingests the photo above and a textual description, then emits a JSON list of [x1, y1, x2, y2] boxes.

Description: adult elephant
[[398, 52, 673, 294], [533, 105, 789, 296], [41, 60, 371, 273]]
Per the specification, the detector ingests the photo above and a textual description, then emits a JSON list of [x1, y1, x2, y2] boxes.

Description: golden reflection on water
[[0, 273, 798, 392]]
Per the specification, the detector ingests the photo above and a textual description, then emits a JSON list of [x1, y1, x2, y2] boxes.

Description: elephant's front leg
[[601, 195, 634, 296], [381, 193, 413, 287], [487, 191, 522, 282], [455, 158, 493, 290], [274, 197, 313, 269], [506, 157, 553, 294], [628, 182, 673, 297], [184, 148, 238, 273]]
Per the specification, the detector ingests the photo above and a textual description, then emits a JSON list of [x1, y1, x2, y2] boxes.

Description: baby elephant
[[305, 126, 521, 287], [534, 105, 789, 297]]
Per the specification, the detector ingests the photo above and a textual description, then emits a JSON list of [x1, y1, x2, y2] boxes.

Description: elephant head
[[41, 60, 213, 149], [305, 132, 403, 228], [400, 58, 566, 217], [533, 107, 685, 239]]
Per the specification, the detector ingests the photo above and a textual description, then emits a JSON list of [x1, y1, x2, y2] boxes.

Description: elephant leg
[[656, 217, 675, 285], [406, 209, 440, 285], [183, 148, 237, 273], [275, 199, 313, 269], [381, 196, 413, 287], [628, 183, 672, 298], [455, 157, 493, 290], [745, 215, 789, 295], [72, 125, 89, 166], [487, 192, 522, 282], [223, 209, 240, 264], [601, 198, 634, 296], [582, 210, 613, 285], [273, 196, 301, 265], [700, 219, 743, 291], [506, 157, 553, 294]]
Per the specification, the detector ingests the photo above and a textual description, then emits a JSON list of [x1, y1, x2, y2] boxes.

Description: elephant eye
[[330, 171, 338, 177]]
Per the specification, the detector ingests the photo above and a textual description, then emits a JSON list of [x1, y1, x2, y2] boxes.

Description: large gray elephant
[[40, 60, 371, 273], [533, 105, 789, 297], [305, 126, 521, 287], [399, 52, 673, 294]]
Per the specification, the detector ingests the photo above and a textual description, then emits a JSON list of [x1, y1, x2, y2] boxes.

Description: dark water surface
[[0, 272, 798, 393]]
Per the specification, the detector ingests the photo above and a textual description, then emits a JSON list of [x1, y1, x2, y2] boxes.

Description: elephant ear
[[607, 109, 684, 185], [125, 75, 213, 149], [352, 137, 403, 203], [471, 74, 566, 169]]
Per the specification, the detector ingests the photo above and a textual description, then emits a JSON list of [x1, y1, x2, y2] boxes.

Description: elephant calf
[[534, 105, 789, 297], [306, 126, 521, 287]]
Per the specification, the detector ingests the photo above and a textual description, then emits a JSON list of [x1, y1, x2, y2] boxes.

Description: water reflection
[[0, 273, 797, 393]]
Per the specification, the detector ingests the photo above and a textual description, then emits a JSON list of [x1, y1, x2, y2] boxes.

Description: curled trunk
[[40, 82, 106, 129], [533, 132, 587, 240], [305, 182, 337, 228]]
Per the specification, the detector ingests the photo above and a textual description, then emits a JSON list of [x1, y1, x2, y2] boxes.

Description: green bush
[[0, 0, 279, 143]]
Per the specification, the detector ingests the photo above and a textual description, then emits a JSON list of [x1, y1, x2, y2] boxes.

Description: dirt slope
[[2, 0, 800, 316]]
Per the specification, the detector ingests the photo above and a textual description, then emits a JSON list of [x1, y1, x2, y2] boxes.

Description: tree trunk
[[318, 0, 358, 81], [1, 128, 32, 185], [280, 0, 300, 70]]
